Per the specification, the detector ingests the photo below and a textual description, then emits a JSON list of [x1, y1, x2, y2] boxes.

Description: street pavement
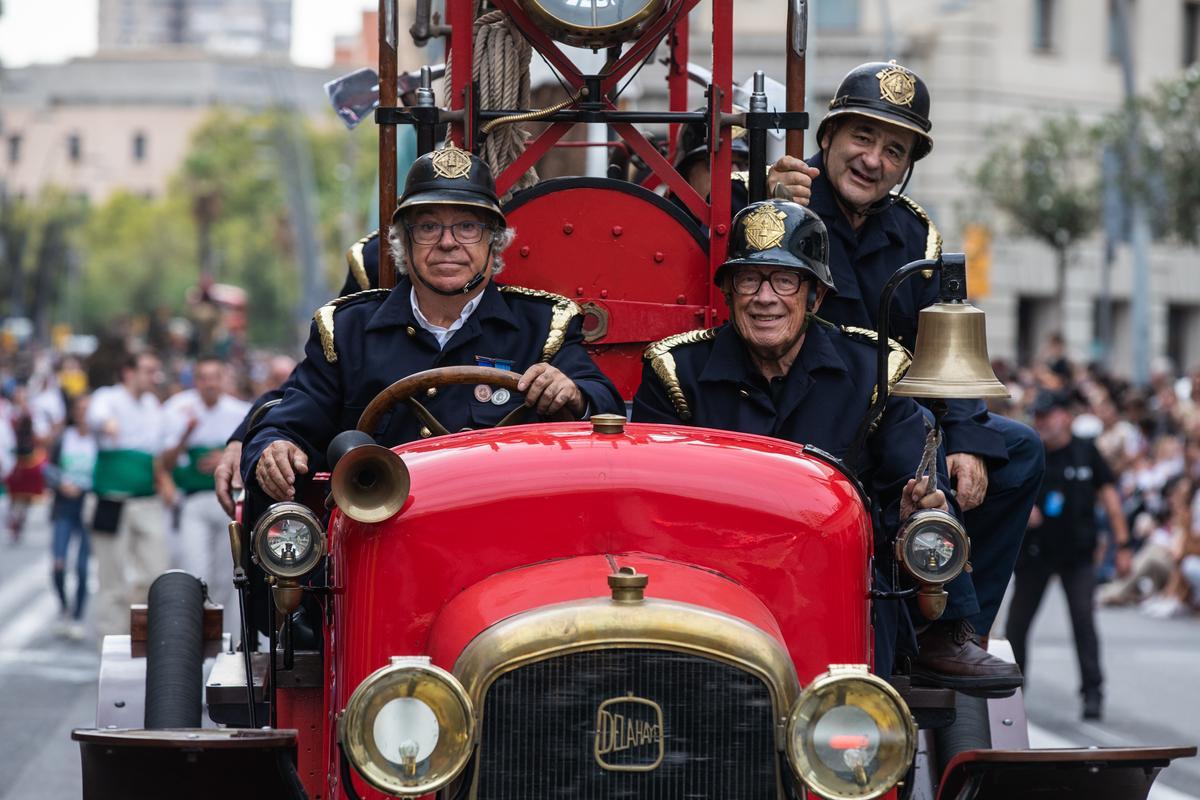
[[0, 505, 1197, 798]]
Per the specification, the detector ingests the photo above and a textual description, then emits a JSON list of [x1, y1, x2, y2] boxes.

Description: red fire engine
[[74, 2, 1194, 799]]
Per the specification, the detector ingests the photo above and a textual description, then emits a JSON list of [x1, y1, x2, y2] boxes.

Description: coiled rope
[[445, 8, 539, 197]]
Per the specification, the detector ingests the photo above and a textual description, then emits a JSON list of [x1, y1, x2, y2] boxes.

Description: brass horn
[[328, 430, 410, 524]]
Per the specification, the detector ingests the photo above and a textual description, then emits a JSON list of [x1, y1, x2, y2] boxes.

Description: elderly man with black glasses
[[243, 145, 623, 503]]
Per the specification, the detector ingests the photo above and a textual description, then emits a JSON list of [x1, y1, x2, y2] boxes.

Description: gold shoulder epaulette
[[498, 285, 581, 362], [895, 195, 942, 261], [344, 230, 379, 291], [642, 328, 719, 422], [313, 288, 391, 363], [838, 325, 913, 403]]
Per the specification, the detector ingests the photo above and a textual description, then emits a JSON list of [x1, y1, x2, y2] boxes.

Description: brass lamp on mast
[[854, 253, 1006, 620]]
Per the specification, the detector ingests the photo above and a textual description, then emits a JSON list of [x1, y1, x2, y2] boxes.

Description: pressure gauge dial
[[521, 0, 669, 49]]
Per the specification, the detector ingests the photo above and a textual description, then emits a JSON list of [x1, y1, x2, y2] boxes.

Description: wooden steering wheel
[[356, 365, 570, 437]]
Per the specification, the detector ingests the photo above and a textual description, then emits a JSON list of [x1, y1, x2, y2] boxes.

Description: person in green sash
[[87, 352, 168, 637], [161, 357, 249, 637]]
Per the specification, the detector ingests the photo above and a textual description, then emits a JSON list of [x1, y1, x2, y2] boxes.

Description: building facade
[[97, 0, 292, 59], [0, 54, 340, 203]]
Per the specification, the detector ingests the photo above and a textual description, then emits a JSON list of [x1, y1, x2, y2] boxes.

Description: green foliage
[[1133, 65, 1200, 244], [969, 114, 1101, 257], [56, 106, 378, 348], [0, 189, 88, 335], [80, 191, 196, 334]]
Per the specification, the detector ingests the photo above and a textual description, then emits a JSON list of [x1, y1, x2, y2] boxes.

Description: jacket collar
[[698, 319, 848, 386], [364, 275, 520, 334]]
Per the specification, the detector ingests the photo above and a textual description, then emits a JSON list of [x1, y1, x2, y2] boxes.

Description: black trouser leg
[[1060, 560, 1103, 697], [1005, 559, 1054, 678]]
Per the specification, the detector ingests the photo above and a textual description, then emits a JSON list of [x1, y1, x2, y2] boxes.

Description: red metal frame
[[445, 0, 733, 293]]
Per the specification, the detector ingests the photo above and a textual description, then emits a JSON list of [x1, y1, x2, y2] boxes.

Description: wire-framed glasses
[[407, 220, 493, 245]]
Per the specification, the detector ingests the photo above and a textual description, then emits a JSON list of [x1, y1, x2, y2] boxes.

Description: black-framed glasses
[[731, 268, 804, 296], [407, 220, 493, 245]]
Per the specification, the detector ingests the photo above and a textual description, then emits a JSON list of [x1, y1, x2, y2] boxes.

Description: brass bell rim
[[892, 376, 1010, 399]]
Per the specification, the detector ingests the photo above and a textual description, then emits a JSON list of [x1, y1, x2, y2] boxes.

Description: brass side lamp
[[858, 253, 1008, 618]]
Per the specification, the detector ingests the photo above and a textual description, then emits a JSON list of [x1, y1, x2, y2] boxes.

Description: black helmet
[[817, 60, 933, 161], [392, 144, 506, 226], [715, 200, 836, 293], [674, 108, 750, 171]]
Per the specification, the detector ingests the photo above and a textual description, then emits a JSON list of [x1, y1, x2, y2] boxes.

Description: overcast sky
[[0, 0, 376, 68]]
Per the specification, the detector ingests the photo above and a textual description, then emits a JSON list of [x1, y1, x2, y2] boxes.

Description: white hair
[[386, 211, 516, 277]]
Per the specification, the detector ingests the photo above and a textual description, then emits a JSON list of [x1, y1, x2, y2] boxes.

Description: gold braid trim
[[643, 328, 719, 422], [498, 285, 581, 362], [895, 194, 942, 261], [313, 289, 391, 363], [839, 325, 913, 405], [345, 230, 378, 291]]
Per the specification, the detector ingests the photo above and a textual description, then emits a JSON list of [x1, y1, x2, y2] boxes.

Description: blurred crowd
[[992, 332, 1200, 620], [0, 316, 294, 640]]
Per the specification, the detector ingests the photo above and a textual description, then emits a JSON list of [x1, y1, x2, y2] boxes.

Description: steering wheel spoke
[[404, 397, 451, 437]]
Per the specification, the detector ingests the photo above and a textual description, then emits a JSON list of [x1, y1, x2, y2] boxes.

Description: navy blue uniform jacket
[[805, 153, 1008, 465], [631, 321, 950, 540], [241, 275, 624, 476]]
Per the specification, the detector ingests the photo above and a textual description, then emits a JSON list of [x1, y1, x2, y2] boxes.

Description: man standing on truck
[[243, 145, 624, 502], [764, 60, 1042, 697], [632, 198, 955, 679]]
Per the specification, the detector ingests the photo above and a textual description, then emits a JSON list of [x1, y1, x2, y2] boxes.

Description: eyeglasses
[[407, 220, 493, 245], [731, 268, 804, 296]]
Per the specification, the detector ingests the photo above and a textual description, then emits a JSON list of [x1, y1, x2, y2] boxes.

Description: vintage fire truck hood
[[330, 421, 873, 687]]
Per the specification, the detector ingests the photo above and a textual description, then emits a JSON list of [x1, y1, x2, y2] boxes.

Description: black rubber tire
[[144, 570, 205, 729], [934, 692, 992, 777]]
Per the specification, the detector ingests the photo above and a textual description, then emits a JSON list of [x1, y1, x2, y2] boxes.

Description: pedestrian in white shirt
[[161, 358, 249, 636], [86, 352, 168, 637]]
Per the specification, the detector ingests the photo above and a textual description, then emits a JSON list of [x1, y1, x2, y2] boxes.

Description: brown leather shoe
[[909, 619, 1023, 698]]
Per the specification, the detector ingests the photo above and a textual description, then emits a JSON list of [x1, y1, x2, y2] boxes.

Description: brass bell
[[893, 302, 1009, 400], [328, 430, 411, 524]]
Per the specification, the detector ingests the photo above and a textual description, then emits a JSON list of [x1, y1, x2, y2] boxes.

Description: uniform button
[[406, 326, 417, 337], [426, 387, 437, 398], [419, 426, 432, 438], [738, 388, 750, 398]]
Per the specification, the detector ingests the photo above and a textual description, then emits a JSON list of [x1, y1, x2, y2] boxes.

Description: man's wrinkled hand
[[255, 440, 309, 501], [214, 441, 244, 517], [947, 452, 989, 512], [900, 476, 950, 522], [517, 363, 585, 417], [766, 156, 820, 205]]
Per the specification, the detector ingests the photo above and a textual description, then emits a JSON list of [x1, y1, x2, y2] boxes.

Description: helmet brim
[[715, 253, 837, 293], [818, 108, 933, 160], [392, 191, 506, 226]]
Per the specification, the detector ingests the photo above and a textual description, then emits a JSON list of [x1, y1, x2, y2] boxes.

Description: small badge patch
[[743, 204, 788, 251], [876, 62, 917, 107], [490, 388, 512, 406], [431, 143, 472, 180], [475, 355, 515, 371], [473, 384, 493, 403]]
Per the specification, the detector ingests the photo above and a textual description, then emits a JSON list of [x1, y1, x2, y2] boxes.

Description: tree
[[66, 107, 379, 348], [1133, 66, 1200, 244], [0, 189, 88, 339], [969, 114, 1101, 323]]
